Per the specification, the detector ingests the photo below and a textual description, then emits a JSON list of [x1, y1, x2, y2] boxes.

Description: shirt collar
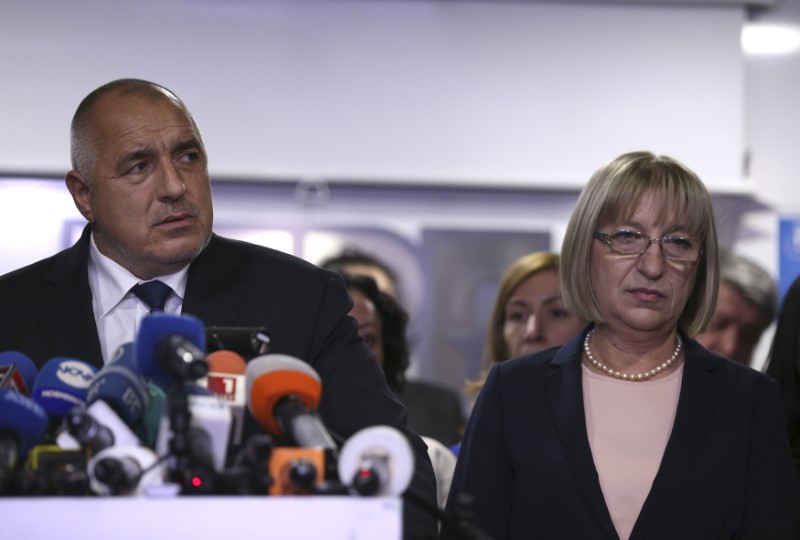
[[88, 232, 190, 318]]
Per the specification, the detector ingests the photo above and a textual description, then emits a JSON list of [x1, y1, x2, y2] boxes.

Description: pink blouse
[[582, 362, 684, 540]]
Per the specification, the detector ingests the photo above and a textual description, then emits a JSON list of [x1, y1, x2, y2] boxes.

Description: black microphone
[[0, 389, 49, 494], [87, 445, 166, 496]]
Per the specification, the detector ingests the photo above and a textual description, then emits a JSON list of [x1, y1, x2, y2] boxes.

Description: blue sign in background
[[778, 218, 800, 305]]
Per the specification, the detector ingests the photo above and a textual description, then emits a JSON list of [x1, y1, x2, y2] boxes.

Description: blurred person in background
[[695, 249, 777, 366], [343, 273, 456, 509], [322, 249, 465, 447], [464, 251, 586, 400]]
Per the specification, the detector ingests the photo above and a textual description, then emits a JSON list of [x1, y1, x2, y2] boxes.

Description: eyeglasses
[[593, 230, 702, 262]]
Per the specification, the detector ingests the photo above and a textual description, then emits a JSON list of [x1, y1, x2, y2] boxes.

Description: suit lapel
[[181, 234, 246, 326], [37, 225, 103, 369], [630, 339, 719, 540], [544, 330, 620, 539]]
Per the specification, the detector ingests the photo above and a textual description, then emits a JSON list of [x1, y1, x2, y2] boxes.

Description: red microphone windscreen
[[205, 350, 247, 403]]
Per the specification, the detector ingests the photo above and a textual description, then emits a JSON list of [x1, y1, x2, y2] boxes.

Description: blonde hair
[[560, 151, 719, 338], [465, 251, 561, 395]]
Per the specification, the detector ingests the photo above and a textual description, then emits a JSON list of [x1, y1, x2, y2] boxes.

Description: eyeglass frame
[[592, 230, 703, 263]]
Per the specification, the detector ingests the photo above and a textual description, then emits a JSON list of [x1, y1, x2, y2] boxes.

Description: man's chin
[[155, 235, 209, 266]]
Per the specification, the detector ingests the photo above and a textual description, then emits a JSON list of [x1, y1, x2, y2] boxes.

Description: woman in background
[[343, 273, 457, 510], [443, 151, 796, 539], [465, 251, 586, 397]]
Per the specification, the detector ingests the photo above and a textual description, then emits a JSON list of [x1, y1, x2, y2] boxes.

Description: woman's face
[[589, 190, 698, 337], [348, 290, 384, 366], [502, 268, 585, 359]]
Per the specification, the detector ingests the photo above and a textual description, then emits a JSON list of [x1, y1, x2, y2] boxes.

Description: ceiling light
[[742, 24, 800, 56]]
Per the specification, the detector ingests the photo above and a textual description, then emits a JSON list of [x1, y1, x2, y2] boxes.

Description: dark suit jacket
[[441, 329, 798, 540], [0, 226, 437, 539], [400, 381, 465, 448]]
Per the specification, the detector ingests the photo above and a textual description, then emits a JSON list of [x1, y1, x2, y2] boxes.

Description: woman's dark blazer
[[442, 329, 798, 540]]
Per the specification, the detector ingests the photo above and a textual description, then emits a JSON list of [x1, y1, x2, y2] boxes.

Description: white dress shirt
[[87, 233, 189, 364]]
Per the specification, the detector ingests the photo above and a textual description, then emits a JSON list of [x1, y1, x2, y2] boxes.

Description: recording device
[[267, 447, 325, 495], [0, 388, 49, 493], [202, 350, 247, 447], [31, 357, 98, 420], [337, 425, 414, 496], [137, 313, 208, 390], [155, 393, 232, 473], [21, 445, 91, 495], [217, 433, 274, 495], [87, 445, 166, 496], [205, 326, 271, 359], [0, 351, 38, 396]]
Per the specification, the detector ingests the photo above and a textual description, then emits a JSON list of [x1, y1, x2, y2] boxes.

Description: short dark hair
[[70, 78, 202, 181]]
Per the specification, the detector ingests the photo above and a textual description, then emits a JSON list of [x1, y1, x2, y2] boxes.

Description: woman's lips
[[629, 288, 665, 301]]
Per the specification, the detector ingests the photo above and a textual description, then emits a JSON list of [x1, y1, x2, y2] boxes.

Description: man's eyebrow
[[173, 138, 204, 154], [116, 147, 154, 169]]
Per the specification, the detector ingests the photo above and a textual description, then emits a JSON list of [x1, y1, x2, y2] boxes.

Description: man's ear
[[65, 170, 94, 223]]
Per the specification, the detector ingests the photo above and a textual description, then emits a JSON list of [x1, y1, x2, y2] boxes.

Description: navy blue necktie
[[131, 280, 172, 313]]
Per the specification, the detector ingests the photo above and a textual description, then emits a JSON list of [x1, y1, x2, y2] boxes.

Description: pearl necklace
[[583, 329, 683, 382]]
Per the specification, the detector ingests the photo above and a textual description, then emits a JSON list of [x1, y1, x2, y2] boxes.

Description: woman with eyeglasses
[[442, 152, 797, 540]]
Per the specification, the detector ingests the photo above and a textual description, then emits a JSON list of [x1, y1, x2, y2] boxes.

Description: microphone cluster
[[0, 313, 414, 500]]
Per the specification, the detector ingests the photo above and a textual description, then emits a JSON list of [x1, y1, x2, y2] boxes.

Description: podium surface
[[2, 496, 402, 540]]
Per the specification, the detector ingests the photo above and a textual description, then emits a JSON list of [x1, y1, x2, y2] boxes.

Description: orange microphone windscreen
[[245, 354, 321, 436]]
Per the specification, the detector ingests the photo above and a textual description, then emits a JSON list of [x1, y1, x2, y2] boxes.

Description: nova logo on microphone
[[56, 361, 95, 388]]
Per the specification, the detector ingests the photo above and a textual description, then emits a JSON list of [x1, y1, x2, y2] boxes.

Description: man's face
[[696, 283, 767, 365], [66, 91, 213, 279]]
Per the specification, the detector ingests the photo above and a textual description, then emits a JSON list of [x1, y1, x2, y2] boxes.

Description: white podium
[[1, 496, 402, 540]]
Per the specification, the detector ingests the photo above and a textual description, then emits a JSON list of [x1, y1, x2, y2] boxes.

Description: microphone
[[202, 350, 247, 447], [206, 326, 272, 359], [60, 400, 141, 455], [85, 343, 149, 429], [139, 382, 166, 448], [337, 425, 415, 496], [154, 392, 232, 478], [245, 354, 335, 450], [245, 354, 341, 496], [31, 357, 98, 418], [136, 313, 208, 390], [87, 445, 166, 496], [18, 444, 91, 496], [0, 351, 38, 396], [0, 388, 49, 493]]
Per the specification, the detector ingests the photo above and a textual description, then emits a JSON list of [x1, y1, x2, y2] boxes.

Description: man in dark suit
[[0, 78, 437, 538]]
